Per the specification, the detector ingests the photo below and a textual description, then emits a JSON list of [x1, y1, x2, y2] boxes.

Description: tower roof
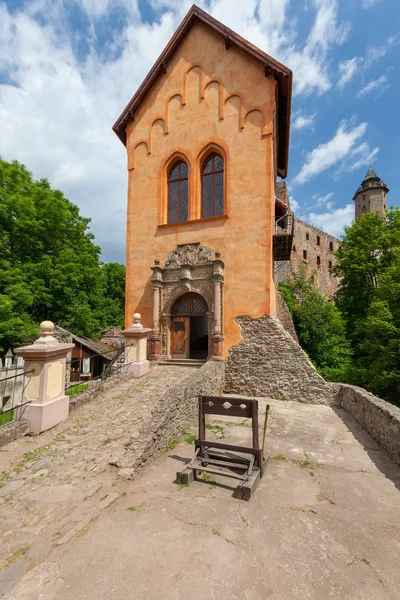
[[112, 4, 292, 178], [353, 166, 389, 200], [363, 167, 379, 182]]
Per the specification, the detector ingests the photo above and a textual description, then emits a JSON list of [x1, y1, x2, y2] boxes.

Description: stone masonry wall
[[114, 360, 225, 478], [276, 217, 340, 298], [0, 420, 30, 447], [225, 315, 334, 405], [333, 383, 400, 465], [276, 291, 298, 343]]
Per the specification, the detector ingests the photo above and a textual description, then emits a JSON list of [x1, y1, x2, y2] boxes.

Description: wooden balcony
[[273, 211, 294, 261]]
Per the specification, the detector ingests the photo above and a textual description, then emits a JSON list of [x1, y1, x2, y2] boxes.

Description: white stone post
[[14, 321, 74, 434], [122, 313, 151, 378]]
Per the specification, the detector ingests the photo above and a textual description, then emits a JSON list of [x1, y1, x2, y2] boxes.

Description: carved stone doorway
[[149, 243, 225, 361], [171, 293, 209, 359]]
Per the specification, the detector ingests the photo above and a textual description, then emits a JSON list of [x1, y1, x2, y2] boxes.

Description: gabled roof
[[112, 4, 292, 178], [55, 326, 118, 360]]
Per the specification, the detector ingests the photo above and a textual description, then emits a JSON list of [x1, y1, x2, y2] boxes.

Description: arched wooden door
[[170, 293, 208, 359]]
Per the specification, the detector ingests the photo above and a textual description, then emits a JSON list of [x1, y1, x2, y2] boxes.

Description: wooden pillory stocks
[[177, 396, 270, 501]]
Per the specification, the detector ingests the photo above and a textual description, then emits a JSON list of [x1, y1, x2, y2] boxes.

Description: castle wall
[[125, 21, 278, 358], [276, 217, 340, 298]]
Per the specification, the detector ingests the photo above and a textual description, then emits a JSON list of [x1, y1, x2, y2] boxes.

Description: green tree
[[0, 157, 125, 353], [335, 209, 400, 405], [279, 269, 352, 382]]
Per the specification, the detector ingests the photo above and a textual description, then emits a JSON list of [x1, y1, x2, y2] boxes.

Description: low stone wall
[[0, 420, 30, 447], [225, 315, 334, 405], [68, 370, 140, 410], [333, 383, 400, 465], [114, 360, 225, 478], [276, 292, 299, 343]]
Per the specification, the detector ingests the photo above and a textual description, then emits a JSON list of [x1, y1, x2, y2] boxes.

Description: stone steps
[[156, 358, 206, 367]]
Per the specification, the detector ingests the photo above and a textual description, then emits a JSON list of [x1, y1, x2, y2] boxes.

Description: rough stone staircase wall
[[225, 315, 334, 404]]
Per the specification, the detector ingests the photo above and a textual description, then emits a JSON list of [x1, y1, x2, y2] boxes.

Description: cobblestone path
[[0, 365, 197, 595]]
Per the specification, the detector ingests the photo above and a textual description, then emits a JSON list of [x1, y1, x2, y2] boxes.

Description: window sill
[[158, 214, 228, 229]]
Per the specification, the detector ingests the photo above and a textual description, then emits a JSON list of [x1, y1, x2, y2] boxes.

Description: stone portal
[[148, 243, 224, 361]]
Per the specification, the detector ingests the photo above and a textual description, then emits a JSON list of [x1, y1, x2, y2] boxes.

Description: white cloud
[[293, 120, 368, 185], [362, 0, 383, 8], [312, 192, 334, 207], [342, 143, 380, 172], [289, 197, 300, 212], [292, 112, 316, 131], [337, 57, 362, 88], [308, 204, 354, 238], [0, 0, 359, 261], [366, 35, 399, 65], [357, 75, 389, 97]]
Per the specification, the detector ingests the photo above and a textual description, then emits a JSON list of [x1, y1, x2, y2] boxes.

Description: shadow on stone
[[333, 407, 400, 492]]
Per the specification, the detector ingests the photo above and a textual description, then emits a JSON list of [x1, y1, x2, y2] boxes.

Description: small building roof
[[112, 4, 292, 178], [55, 327, 119, 360]]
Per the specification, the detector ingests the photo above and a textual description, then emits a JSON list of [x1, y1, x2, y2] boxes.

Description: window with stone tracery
[[167, 160, 188, 223], [201, 153, 224, 218]]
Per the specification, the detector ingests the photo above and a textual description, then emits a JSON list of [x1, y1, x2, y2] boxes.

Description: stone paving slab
[[3, 396, 399, 600], [0, 365, 197, 596]]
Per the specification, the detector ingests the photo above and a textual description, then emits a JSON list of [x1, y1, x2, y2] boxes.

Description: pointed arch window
[[201, 153, 224, 218], [168, 160, 188, 223]]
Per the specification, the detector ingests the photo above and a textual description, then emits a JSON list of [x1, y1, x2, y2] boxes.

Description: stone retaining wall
[[276, 292, 299, 343], [225, 315, 334, 405], [333, 383, 400, 465], [114, 360, 225, 478], [0, 420, 30, 447], [68, 370, 140, 410]]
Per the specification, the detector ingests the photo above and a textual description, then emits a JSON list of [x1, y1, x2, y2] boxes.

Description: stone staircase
[[156, 358, 207, 367]]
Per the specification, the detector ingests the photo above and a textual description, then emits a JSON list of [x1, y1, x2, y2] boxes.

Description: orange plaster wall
[[124, 21, 278, 357]]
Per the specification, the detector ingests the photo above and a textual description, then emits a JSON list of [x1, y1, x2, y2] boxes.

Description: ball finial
[[133, 313, 141, 322], [40, 320, 55, 333]]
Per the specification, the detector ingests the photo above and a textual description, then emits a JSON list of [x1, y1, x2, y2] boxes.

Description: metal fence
[[0, 361, 32, 427], [65, 344, 129, 397]]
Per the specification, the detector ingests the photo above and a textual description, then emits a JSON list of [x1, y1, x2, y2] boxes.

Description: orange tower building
[[113, 5, 292, 361]]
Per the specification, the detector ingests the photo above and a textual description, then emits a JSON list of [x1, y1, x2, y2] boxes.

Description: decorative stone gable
[[165, 244, 213, 268]]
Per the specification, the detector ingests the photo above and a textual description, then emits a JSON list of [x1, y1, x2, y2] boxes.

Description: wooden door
[[171, 317, 189, 358]]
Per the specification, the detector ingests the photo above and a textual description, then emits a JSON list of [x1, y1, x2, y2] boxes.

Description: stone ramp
[[0, 365, 197, 595], [4, 397, 400, 600]]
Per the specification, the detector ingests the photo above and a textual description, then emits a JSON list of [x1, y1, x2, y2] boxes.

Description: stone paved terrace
[[1, 373, 400, 599]]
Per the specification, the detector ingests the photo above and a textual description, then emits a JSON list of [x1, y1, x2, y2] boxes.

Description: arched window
[[201, 153, 224, 218], [168, 161, 188, 223]]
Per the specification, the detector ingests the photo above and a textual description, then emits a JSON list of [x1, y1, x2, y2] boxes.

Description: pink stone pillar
[[14, 321, 74, 434], [123, 313, 152, 378], [211, 252, 225, 361], [149, 259, 164, 361]]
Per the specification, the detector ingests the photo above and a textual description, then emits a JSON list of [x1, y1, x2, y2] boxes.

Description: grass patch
[[127, 506, 136, 511], [199, 471, 216, 485], [292, 459, 313, 469], [205, 423, 225, 439], [185, 435, 197, 445], [121, 491, 127, 497], [271, 454, 287, 462], [0, 410, 13, 426], [182, 427, 191, 435], [178, 483, 188, 491], [167, 437, 180, 450], [66, 383, 89, 396], [0, 470, 11, 489]]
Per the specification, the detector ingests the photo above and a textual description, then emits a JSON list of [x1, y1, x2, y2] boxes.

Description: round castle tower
[[353, 167, 389, 219]]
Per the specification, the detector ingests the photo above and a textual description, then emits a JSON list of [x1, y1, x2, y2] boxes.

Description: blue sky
[[1, 0, 399, 262]]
